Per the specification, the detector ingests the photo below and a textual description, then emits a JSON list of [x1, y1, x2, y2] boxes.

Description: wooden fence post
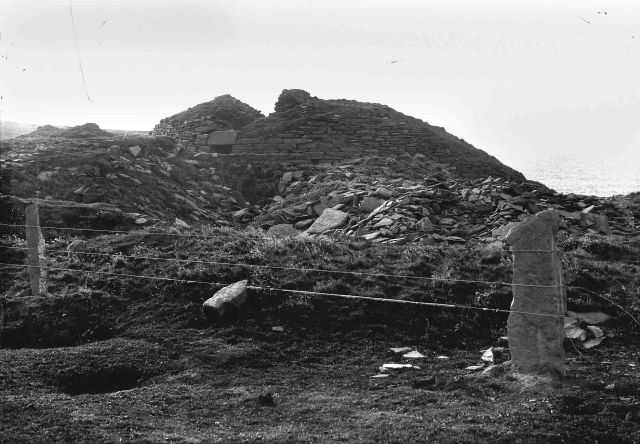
[[25, 203, 47, 296], [505, 209, 566, 379]]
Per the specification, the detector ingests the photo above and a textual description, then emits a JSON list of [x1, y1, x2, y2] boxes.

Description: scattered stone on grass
[[402, 350, 426, 359], [203, 280, 248, 324], [380, 363, 420, 371], [567, 311, 612, 325], [583, 337, 605, 349], [175, 218, 190, 228], [412, 376, 436, 388], [480, 347, 506, 364], [466, 364, 485, 371], [390, 347, 413, 354]]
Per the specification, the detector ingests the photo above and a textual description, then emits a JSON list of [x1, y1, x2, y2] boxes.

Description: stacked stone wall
[[152, 120, 216, 152], [232, 116, 524, 180]]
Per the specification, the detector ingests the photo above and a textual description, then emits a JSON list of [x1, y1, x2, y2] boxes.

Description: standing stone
[[505, 209, 566, 379], [25, 203, 47, 296]]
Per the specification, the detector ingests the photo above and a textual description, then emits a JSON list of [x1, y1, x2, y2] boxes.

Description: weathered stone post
[[505, 209, 566, 378], [25, 203, 47, 296]]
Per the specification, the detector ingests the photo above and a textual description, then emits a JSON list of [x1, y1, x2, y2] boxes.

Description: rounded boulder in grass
[[203, 280, 248, 325]]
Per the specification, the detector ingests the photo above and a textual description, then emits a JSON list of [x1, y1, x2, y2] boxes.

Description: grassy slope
[[1, 227, 639, 442]]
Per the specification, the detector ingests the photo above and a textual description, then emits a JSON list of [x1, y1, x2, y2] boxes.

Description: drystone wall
[[152, 120, 218, 152], [152, 90, 525, 181], [232, 116, 524, 181], [152, 94, 264, 152]]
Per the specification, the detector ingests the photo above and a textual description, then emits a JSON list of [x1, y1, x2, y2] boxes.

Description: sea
[[514, 155, 639, 197]]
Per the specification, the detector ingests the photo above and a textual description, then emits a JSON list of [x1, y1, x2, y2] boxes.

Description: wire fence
[[0, 223, 555, 253], [0, 244, 558, 289], [2, 221, 638, 326], [0, 262, 565, 319]]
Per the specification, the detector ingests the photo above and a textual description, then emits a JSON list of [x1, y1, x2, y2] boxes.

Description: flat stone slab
[[360, 196, 384, 213], [305, 208, 348, 234], [207, 130, 238, 146]]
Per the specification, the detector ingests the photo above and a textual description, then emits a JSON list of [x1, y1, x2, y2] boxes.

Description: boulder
[[203, 280, 248, 324], [360, 196, 384, 213], [305, 208, 348, 234], [128, 145, 142, 157], [375, 187, 393, 198], [417, 217, 435, 232]]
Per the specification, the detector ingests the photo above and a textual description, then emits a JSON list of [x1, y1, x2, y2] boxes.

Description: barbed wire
[[0, 246, 560, 289], [0, 223, 554, 253], [567, 285, 640, 329], [0, 262, 564, 319]]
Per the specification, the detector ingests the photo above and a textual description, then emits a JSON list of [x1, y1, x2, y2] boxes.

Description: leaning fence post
[[25, 203, 47, 296], [505, 209, 566, 379]]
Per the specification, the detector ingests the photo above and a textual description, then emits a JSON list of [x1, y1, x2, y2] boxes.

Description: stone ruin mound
[[153, 89, 524, 181], [21, 125, 66, 138], [153, 95, 264, 151], [59, 123, 113, 139]]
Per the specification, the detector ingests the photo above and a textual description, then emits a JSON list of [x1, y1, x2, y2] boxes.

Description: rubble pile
[[1, 112, 638, 243], [255, 155, 638, 243], [0, 135, 248, 228]]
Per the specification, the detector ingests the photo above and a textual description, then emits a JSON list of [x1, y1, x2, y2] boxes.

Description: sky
[[1, 0, 639, 192]]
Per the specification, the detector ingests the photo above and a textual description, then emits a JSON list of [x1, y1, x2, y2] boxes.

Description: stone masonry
[[152, 95, 264, 152], [153, 89, 524, 181]]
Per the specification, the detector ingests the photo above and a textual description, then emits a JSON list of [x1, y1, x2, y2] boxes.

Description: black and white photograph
[[1, 1, 639, 442]]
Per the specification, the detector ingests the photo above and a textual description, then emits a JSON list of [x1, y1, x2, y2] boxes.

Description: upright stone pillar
[[25, 203, 47, 296], [505, 209, 566, 378]]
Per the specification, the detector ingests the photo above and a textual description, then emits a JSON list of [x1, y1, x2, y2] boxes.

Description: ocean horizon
[[513, 154, 639, 198]]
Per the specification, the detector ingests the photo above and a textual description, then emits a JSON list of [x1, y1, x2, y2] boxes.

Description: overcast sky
[[1, 0, 639, 177]]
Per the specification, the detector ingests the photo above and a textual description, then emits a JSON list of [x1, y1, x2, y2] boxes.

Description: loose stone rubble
[[255, 155, 638, 243], [0, 131, 249, 228], [2, 115, 638, 243]]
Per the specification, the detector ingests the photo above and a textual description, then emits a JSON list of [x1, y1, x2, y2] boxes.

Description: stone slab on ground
[[305, 208, 348, 234]]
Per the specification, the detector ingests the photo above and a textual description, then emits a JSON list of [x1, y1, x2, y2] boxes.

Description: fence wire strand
[[0, 223, 553, 253], [0, 245, 559, 289], [0, 262, 565, 319]]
